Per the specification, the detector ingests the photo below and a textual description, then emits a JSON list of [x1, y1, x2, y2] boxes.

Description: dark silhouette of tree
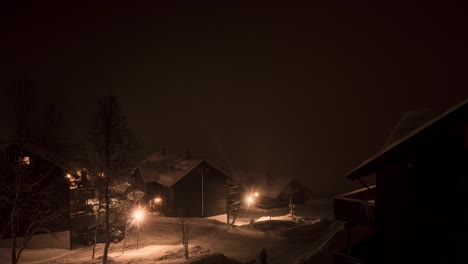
[[0, 146, 66, 264], [178, 217, 191, 260], [0, 78, 67, 264], [4, 78, 37, 142], [90, 94, 138, 264], [3, 77, 67, 148]]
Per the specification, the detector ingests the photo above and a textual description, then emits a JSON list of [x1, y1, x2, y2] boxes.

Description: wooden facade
[[334, 99, 468, 263], [135, 153, 231, 218], [0, 143, 72, 249]]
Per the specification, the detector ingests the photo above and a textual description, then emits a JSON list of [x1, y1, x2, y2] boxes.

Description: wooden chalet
[[333, 99, 468, 263], [0, 140, 100, 249], [0, 142, 73, 249], [135, 151, 234, 218]]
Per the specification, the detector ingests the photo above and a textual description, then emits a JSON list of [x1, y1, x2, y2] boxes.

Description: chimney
[[185, 149, 191, 159], [162, 147, 166, 155]]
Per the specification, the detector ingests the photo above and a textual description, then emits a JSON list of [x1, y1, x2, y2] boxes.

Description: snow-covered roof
[[138, 152, 231, 187], [347, 97, 468, 180]]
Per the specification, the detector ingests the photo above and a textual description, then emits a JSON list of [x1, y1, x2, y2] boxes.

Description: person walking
[[259, 248, 268, 264]]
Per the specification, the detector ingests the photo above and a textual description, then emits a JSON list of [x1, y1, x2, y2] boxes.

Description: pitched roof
[[381, 107, 446, 148], [138, 152, 230, 187], [346, 98, 468, 180], [0, 141, 74, 173]]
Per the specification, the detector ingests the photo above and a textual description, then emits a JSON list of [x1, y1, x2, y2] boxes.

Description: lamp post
[[154, 197, 161, 215], [134, 206, 143, 250], [246, 195, 255, 224]]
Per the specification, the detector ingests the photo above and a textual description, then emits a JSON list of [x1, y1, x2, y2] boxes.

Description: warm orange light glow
[[134, 208, 144, 221], [154, 197, 162, 203], [253, 192, 259, 197], [247, 196, 254, 204], [22, 156, 30, 165]]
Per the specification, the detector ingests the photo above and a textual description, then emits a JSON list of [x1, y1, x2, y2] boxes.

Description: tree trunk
[[92, 177, 104, 259], [10, 214, 17, 264], [102, 179, 110, 264], [102, 122, 111, 264]]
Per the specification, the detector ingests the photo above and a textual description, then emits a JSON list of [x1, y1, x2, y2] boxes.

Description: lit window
[[22, 156, 30, 165]]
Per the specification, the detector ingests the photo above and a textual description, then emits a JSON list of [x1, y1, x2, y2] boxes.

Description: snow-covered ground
[[0, 202, 341, 264]]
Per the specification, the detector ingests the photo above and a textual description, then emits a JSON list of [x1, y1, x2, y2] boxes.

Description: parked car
[[82, 225, 125, 246]]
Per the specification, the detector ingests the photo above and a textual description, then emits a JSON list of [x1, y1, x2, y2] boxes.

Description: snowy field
[[0, 202, 342, 264]]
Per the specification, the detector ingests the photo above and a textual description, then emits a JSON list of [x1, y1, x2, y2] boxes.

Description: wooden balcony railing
[[70, 188, 96, 201], [334, 186, 375, 226]]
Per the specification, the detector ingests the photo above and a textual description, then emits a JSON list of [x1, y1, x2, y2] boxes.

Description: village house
[[0, 140, 100, 249], [0, 142, 73, 249], [134, 150, 234, 218], [333, 98, 468, 263]]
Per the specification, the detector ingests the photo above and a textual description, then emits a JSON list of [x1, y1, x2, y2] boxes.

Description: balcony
[[70, 188, 96, 201], [334, 186, 375, 226]]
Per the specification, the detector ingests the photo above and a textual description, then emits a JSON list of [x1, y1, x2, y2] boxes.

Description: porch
[[334, 186, 375, 226]]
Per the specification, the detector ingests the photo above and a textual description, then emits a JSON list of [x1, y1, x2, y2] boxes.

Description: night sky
[[1, 3, 467, 196]]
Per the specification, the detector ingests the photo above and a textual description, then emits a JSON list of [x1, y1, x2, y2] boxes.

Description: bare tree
[[90, 94, 138, 264], [1, 78, 68, 264], [4, 78, 37, 141], [178, 217, 191, 260], [0, 145, 68, 264]]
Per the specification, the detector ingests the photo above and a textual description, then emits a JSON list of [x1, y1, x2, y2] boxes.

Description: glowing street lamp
[[134, 206, 144, 250], [253, 192, 259, 197], [246, 195, 256, 224], [151, 198, 162, 215], [134, 209, 143, 221]]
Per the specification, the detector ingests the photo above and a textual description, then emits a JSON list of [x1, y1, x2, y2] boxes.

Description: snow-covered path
[[0, 203, 339, 263]]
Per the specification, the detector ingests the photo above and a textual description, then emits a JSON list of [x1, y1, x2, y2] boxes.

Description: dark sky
[[1, 3, 467, 196]]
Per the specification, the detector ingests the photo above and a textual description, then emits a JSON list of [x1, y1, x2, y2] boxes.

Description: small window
[[21, 156, 30, 166]]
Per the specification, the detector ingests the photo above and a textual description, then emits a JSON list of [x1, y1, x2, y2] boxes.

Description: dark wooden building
[[333, 99, 468, 263], [0, 142, 72, 249], [135, 151, 232, 217]]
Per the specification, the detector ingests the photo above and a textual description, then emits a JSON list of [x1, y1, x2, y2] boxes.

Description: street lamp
[[153, 197, 162, 215], [246, 195, 256, 224], [247, 196, 254, 205], [134, 206, 144, 250]]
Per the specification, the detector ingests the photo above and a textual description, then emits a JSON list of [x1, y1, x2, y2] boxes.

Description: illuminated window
[[21, 156, 30, 166]]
